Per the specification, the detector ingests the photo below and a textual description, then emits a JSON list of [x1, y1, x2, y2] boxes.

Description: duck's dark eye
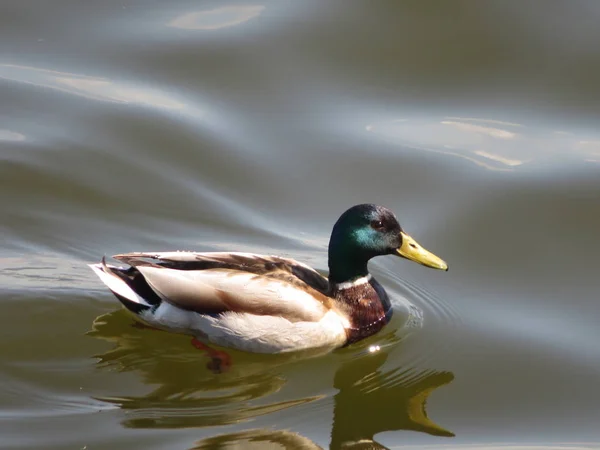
[[370, 220, 385, 230]]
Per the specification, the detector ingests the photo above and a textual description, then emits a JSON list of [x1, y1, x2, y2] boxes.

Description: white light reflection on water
[[392, 445, 600, 450], [366, 117, 600, 170], [577, 140, 600, 163], [441, 120, 518, 140], [168, 5, 265, 30], [0, 130, 25, 142], [0, 64, 201, 117]]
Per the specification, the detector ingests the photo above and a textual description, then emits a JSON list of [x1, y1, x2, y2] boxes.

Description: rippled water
[[2, 1, 600, 449]]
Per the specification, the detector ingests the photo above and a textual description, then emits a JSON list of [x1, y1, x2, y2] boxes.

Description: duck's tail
[[89, 257, 161, 314]]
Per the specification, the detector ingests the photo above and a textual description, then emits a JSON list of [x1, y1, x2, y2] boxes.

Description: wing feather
[[113, 252, 333, 322]]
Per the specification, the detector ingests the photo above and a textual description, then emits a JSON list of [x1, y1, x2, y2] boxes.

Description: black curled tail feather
[[113, 292, 152, 314], [101, 258, 162, 313]]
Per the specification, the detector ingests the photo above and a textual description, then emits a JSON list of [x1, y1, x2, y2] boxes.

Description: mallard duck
[[89, 204, 447, 354]]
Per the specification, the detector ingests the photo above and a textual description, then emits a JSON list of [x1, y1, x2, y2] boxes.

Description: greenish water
[[1, 1, 600, 449]]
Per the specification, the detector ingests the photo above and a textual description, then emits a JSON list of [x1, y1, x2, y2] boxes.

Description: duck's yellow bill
[[396, 231, 448, 271]]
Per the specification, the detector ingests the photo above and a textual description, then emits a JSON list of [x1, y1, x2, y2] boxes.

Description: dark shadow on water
[[88, 309, 454, 447]]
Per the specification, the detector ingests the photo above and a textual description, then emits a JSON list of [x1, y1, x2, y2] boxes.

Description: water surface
[[1, 1, 600, 449]]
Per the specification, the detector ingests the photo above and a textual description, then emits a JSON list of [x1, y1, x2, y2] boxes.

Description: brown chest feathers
[[331, 278, 393, 345]]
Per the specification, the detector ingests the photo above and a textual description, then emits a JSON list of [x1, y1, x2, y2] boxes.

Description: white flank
[[210, 310, 348, 353], [88, 264, 150, 306], [140, 302, 348, 353]]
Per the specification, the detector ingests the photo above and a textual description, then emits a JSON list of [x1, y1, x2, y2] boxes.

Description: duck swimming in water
[[89, 204, 447, 355]]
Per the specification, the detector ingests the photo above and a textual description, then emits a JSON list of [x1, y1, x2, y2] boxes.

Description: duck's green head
[[327, 204, 448, 283]]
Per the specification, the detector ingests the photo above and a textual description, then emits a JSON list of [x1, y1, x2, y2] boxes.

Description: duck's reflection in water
[[330, 342, 454, 449], [191, 429, 323, 450], [88, 310, 325, 428], [89, 309, 453, 447]]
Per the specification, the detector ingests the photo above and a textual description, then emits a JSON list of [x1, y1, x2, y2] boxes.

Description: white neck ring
[[334, 274, 372, 290]]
